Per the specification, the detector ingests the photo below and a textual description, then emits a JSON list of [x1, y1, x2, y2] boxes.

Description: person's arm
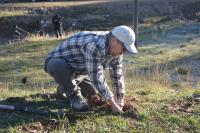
[[84, 43, 122, 113], [109, 55, 125, 107], [107, 97, 123, 113]]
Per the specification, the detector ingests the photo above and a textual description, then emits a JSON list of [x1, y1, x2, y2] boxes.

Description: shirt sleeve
[[84, 43, 113, 100], [109, 55, 125, 101]]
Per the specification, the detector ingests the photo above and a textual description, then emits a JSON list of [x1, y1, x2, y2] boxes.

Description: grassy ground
[[0, 0, 200, 132], [0, 20, 200, 132]]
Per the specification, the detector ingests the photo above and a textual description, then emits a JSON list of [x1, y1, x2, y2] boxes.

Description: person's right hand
[[107, 98, 123, 113]]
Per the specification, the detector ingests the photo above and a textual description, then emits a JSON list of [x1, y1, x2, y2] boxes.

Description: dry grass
[[24, 30, 77, 41], [0, 0, 110, 11]]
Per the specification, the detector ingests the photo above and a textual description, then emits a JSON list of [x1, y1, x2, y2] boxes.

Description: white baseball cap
[[112, 25, 138, 54]]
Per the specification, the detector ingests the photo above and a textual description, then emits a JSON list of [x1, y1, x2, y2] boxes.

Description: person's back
[[46, 31, 109, 73]]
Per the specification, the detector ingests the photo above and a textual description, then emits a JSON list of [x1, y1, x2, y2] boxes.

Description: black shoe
[[70, 91, 89, 112]]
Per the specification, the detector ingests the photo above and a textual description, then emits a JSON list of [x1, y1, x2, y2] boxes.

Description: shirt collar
[[105, 33, 111, 57]]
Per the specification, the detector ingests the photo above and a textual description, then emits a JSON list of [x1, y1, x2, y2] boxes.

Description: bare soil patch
[[22, 119, 68, 133], [87, 94, 140, 119], [22, 122, 44, 133], [163, 94, 200, 113]]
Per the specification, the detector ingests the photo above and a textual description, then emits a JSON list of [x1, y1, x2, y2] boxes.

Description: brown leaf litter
[[163, 94, 200, 113]]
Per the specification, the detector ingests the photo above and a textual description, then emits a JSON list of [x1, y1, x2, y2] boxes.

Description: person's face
[[108, 36, 126, 57]]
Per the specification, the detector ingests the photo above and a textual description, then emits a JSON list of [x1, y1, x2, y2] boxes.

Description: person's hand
[[114, 97, 124, 108], [107, 98, 123, 113]]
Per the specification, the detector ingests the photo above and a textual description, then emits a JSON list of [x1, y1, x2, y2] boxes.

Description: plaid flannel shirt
[[46, 31, 125, 100]]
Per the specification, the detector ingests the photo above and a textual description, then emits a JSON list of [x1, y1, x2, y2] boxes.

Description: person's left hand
[[107, 98, 123, 113], [114, 97, 124, 108]]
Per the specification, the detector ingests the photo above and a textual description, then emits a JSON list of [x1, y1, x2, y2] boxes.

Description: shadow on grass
[[0, 93, 70, 130], [0, 92, 140, 131], [0, 93, 110, 130]]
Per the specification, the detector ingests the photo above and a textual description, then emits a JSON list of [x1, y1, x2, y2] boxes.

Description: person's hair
[[107, 32, 113, 40]]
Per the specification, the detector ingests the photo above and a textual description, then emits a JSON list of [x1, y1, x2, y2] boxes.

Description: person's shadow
[[0, 92, 109, 131], [0, 93, 73, 130]]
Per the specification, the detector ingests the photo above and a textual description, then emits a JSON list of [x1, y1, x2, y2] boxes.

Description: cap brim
[[124, 42, 138, 54]]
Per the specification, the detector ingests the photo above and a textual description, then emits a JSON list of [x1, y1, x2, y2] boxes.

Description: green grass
[[0, 21, 200, 132], [0, 0, 200, 132]]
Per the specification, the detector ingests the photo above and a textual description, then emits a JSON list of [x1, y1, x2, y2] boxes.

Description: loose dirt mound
[[22, 119, 67, 133], [88, 95, 139, 119], [163, 95, 200, 113], [87, 94, 106, 107], [22, 122, 44, 133]]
